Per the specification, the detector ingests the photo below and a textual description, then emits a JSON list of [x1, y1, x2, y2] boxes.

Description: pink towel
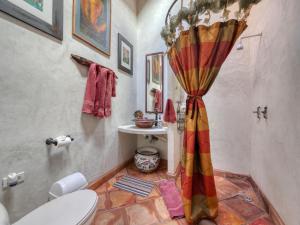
[[163, 99, 177, 123], [158, 180, 184, 219], [104, 70, 117, 117], [82, 64, 117, 118], [95, 67, 108, 118], [82, 63, 98, 115]]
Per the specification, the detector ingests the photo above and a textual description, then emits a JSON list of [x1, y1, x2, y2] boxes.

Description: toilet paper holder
[[46, 135, 74, 146]]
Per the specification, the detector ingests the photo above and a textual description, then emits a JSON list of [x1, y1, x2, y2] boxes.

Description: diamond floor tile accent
[[223, 196, 265, 221]]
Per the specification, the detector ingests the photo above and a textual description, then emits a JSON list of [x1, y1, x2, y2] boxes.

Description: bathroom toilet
[[0, 190, 98, 225]]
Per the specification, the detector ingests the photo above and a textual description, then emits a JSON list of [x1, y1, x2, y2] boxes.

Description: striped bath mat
[[113, 175, 154, 197]]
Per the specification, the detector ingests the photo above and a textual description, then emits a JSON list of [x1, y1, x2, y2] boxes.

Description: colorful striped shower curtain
[[168, 19, 247, 224]]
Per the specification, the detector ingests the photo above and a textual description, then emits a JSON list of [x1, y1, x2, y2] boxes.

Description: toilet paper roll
[[56, 136, 72, 148]]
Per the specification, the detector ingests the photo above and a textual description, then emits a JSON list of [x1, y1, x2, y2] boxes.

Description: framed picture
[[73, 0, 111, 56], [152, 54, 162, 84], [0, 0, 63, 40], [118, 33, 133, 75]]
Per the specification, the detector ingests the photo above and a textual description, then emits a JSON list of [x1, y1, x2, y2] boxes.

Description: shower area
[[143, 0, 296, 224]]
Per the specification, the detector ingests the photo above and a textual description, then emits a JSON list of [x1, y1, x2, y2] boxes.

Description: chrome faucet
[[153, 110, 162, 127], [154, 110, 159, 127]]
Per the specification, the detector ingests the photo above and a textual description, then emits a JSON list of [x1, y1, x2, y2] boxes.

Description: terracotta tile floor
[[92, 161, 275, 225]]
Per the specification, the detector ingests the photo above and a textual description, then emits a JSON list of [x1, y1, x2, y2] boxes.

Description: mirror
[[145, 52, 164, 113]]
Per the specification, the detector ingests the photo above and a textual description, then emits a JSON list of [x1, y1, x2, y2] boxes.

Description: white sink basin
[[118, 125, 168, 135]]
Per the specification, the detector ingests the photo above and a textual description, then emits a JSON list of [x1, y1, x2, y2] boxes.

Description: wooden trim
[[70, 54, 118, 79], [214, 169, 285, 225], [88, 158, 133, 190], [214, 169, 251, 179]]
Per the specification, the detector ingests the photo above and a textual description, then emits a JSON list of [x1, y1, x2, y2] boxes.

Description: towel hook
[[252, 106, 261, 119], [261, 106, 268, 119]]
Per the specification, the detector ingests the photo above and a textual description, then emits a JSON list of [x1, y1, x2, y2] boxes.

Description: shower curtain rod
[[241, 32, 263, 40], [165, 0, 178, 25]]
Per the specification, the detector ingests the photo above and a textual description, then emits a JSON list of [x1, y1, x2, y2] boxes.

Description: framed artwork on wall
[[118, 33, 133, 75], [0, 0, 63, 40], [73, 0, 111, 56]]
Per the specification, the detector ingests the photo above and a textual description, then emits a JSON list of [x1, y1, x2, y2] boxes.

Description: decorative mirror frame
[[145, 52, 164, 114]]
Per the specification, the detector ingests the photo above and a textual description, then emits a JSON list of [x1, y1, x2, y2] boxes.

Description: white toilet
[[0, 190, 98, 225]]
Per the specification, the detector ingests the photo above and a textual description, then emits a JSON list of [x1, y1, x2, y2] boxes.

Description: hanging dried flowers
[[161, 0, 261, 46]]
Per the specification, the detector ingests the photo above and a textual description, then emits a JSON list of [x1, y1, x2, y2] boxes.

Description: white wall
[[0, 0, 137, 222], [206, 57, 253, 175], [247, 1, 300, 225]]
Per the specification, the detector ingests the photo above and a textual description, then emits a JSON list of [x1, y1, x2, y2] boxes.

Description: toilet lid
[[14, 190, 98, 225]]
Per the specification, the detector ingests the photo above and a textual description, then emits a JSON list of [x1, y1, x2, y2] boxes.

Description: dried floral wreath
[[161, 0, 261, 46]]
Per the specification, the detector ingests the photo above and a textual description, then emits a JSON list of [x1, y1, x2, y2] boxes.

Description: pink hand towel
[[104, 70, 117, 117], [82, 63, 98, 115], [82, 64, 117, 119], [159, 180, 184, 219], [163, 99, 177, 123], [95, 67, 108, 118]]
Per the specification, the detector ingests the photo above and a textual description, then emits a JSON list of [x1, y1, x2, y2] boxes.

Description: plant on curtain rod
[[161, 0, 261, 46]]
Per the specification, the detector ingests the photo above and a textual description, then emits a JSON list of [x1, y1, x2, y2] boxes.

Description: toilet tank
[[0, 202, 10, 225], [48, 172, 88, 200]]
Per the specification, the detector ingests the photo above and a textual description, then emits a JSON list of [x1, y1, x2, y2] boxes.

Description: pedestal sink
[[118, 124, 180, 176], [118, 125, 168, 135]]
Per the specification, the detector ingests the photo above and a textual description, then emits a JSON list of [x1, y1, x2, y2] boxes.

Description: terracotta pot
[[134, 147, 160, 173]]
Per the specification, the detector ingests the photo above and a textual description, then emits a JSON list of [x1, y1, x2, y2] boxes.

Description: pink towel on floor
[[159, 180, 184, 219], [163, 99, 177, 123]]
